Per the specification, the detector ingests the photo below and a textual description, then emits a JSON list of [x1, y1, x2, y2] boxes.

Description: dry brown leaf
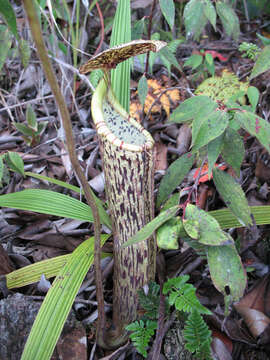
[[155, 142, 168, 171], [234, 305, 270, 338], [130, 79, 181, 120]]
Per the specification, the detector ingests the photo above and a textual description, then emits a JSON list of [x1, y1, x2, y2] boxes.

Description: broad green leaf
[[19, 38, 31, 68], [159, 0, 175, 30], [234, 111, 270, 153], [110, 0, 131, 112], [26, 104, 38, 131], [157, 217, 182, 250], [157, 152, 194, 208], [0, 189, 94, 222], [183, 218, 200, 239], [5, 151, 25, 176], [0, 0, 19, 39], [221, 127, 244, 176], [216, 1, 240, 41], [159, 39, 183, 76], [205, 52, 213, 66], [205, 58, 215, 77], [250, 45, 270, 80], [170, 95, 217, 123], [184, 54, 203, 69], [227, 90, 246, 106], [207, 242, 247, 301], [131, 18, 145, 40], [122, 205, 179, 248], [247, 86, 259, 112], [256, 33, 270, 46], [213, 168, 252, 226], [184, 204, 232, 246], [138, 74, 148, 108], [184, 0, 208, 41], [159, 46, 182, 73], [203, 0, 216, 30], [162, 192, 180, 210], [24, 172, 112, 229], [207, 134, 224, 177], [13, 122, 34, 137], [21, 235, 109, 360], [0, 25, 12, 71], [192, 110, 229, 151]]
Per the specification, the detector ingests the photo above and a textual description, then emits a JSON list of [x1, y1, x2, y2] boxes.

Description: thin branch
[[145, 0, 158, 73], [94, 1, 105, 56]]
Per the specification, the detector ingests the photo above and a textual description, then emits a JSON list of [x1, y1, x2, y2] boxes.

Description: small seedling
[[14, 105, 47, 146]]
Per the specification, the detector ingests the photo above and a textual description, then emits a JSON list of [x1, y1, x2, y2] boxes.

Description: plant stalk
[[23, 0, 106, 345]]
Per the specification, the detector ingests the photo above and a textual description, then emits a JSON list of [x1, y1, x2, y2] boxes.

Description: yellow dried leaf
[[130, 79, 181, 120]]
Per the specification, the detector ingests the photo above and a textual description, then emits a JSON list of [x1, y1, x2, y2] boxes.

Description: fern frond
[[163, 276, 212, 315], [126, 320, 157, 358], [183, 310, 212, 360], [138, 281, 170, 320], [138, 281, 160, 320], [195, 340, 213, 360], [163, 275, 190, 294]]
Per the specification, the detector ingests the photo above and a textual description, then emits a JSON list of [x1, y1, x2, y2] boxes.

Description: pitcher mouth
[[92, 78, 154, 152]]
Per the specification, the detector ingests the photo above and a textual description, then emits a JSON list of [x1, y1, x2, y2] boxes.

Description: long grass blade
[[110, 0, 131, 112], [21, 235, 109, 360]]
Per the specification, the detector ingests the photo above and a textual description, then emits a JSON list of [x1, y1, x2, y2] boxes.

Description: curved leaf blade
[[234, 111, 270, 153], [207, 243, 247, 301], [192, 110, 229, 151], [170, 95, 217, 123], [122, 205, 179, 248], [159, 0, 175, 30], [0, 189, 93, 222], [21, 235, 109, 360], [157, 153, 194, 208], [250, 45, 270, 80], [0, 0, 19, 39], [24, 172, 112, 229], [221, 127, 245, 176], [184, 204, 232, 246], [216, 1, 240, 40], [6, 251, 111, 289], [213, 168, 252, 226], [184, 0, 207, 41]]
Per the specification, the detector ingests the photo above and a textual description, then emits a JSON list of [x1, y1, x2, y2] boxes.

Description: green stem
[[22, 0, 105, 347]]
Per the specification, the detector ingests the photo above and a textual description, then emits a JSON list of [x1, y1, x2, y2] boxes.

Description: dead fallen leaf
[[155, 142, 168, 171], [0, 243, 14, 275], [234, 305, 270, 338], [130, 78, 181, 121]]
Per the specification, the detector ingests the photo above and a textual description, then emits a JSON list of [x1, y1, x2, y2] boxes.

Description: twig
[[94, 1, 105, 56], [145, 0, 158, 73], [149, 252, 167, 359]]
